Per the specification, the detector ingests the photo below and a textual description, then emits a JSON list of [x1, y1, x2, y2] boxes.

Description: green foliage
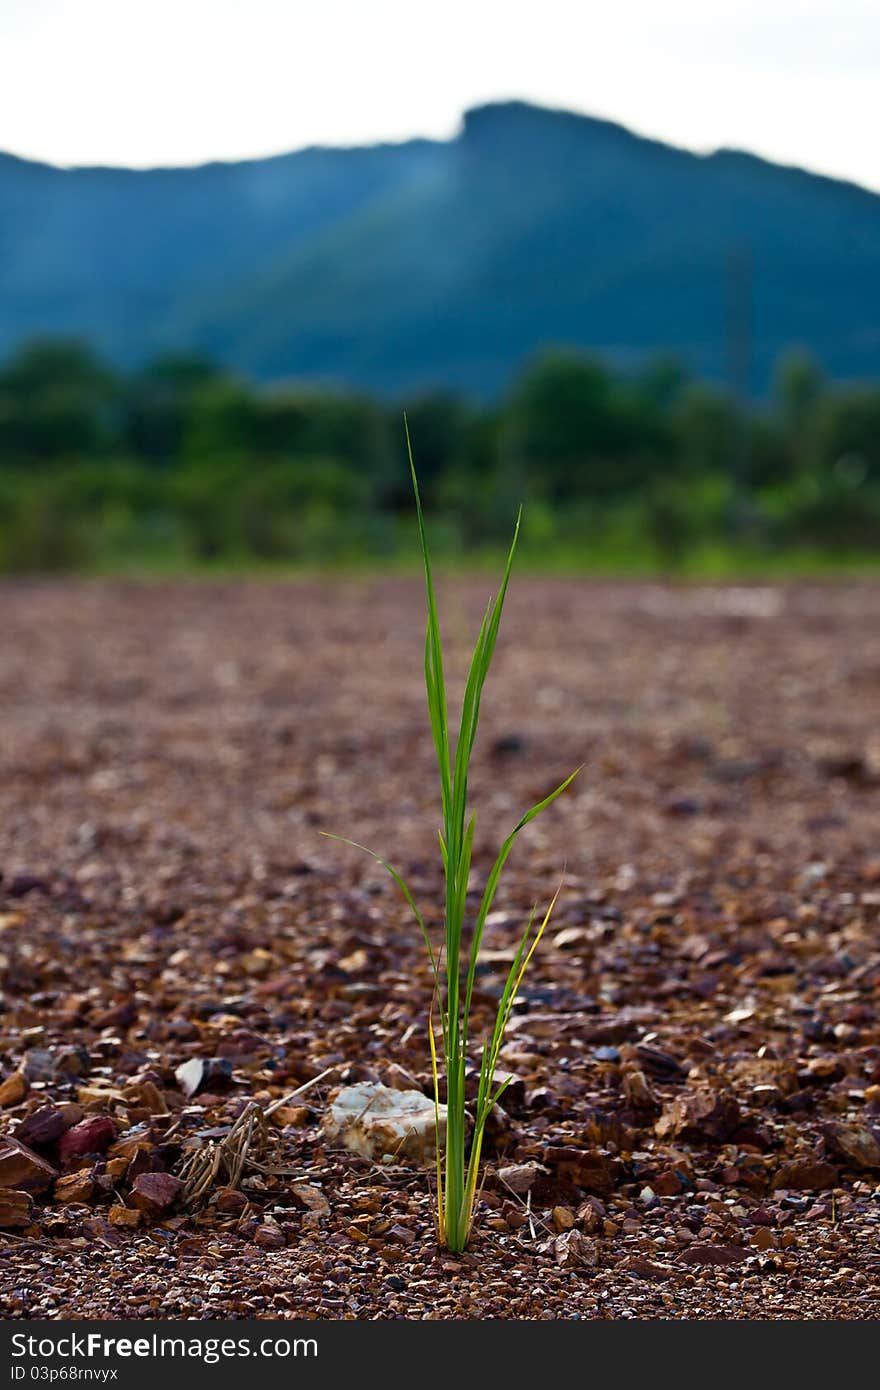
[[125, 355, 231, 464], [503, 352, 672, 500], [1, 335, 880, 574], [671, 382, 737, 477], [0, 339, 118, 461], [815, 387, 880, 486], [774, 349, 825, 432], [327, 440, 577, 1250]]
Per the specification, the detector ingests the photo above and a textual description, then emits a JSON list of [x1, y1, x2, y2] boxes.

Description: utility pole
[[725, 244, 753, 529]]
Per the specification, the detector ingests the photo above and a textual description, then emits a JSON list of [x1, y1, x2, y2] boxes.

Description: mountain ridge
[[3, 101, 877, 200], [2, 100, 879, 393]]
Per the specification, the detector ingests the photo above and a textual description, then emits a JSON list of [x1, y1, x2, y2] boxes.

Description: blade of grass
[[427, 998, 445, 1244], [484, 877, 565, 1085], [461, 767, 580, 1048], [461, 879, 565, 1238], [407, 417, 451, 831]]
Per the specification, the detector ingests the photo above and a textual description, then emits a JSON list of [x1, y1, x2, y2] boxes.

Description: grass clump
[[328, 425, 578, 1251]]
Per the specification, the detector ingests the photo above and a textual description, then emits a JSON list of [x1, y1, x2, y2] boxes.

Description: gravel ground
[[1, 577, 879, 1320]]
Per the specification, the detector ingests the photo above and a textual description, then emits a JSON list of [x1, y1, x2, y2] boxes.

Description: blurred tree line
[[0, 337, 878, 572]]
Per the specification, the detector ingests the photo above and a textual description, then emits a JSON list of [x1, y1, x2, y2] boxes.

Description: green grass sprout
[[324, 423, 578, 1250]]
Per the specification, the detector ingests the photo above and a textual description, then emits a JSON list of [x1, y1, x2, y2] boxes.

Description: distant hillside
[[2, 101, 879, 394]]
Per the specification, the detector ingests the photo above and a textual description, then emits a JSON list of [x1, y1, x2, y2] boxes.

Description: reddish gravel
[[1, 577, 879, 1320]]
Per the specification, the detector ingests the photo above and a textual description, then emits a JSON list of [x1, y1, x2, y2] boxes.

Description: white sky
[[1, 0, 878, 190]]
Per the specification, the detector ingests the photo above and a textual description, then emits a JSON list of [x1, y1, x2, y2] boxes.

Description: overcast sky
[[1, 0, 878, 190]]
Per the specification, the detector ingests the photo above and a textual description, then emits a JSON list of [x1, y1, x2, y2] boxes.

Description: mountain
[[2, 101, 879, 394]]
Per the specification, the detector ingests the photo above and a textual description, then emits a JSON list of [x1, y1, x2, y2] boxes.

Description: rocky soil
[[1, 577, 879, 1320]]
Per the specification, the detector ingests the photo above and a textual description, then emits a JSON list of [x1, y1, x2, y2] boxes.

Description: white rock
[[175, 1058, 204, 1099], [322, 1082, 446, 1165]]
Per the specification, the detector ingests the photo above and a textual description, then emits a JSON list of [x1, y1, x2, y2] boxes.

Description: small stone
[[486, 1215, 510, 1232], [21, 1049, 55, 1083], [496, 1162, 546, 1195], [54, 1170, 96, 1204], [107, 1205, 142, 1228], [577, 1197, 604, 1233], [322, 1082, 446, 1165], [385, 1223, 416, 1245], [0, 1190, 34, 1228], [823, 1122, 880, 1171], [76, 1084, 125, 1107], [290, 1182, 330, 1216], [52, 1046, 91, 1078], [654, 1168, 686, 1196], [78, 1218, 118, 1246], [543, 1146, 617, 1195], [107, 1129, 154, 1162], [58, 1116, 117, 1163], [174, 1057, 232, 1099], [94, 999, 137, 1030], [6, 873, 48, 898], [0, 1135, 58, 1192], [17, 1102, 83, 1148], [680, 1243, 748, 1266], [270, 1105, 311, 1128], [552, 926, 593, 950], [773, 1158, 837, 1191], [655, 1089, 741, 1143], [121, 1080, 168, 1116], [216, 1188, 248, 1214], [174, 1058, 205, 1099], [623, 1069, 659, 1110], [632, 1043, 687, 1080], [751, 1227, 776, 1251], [552, 1205, 575, 1231], [253, 1221, 286, 1249], [0, 1072, 28, 1107], [554, 1229, 599, 1269], [130, 1172, 183, 1217]]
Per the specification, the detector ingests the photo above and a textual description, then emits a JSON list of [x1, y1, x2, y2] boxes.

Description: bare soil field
[[1, 577, 879, 1320]]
